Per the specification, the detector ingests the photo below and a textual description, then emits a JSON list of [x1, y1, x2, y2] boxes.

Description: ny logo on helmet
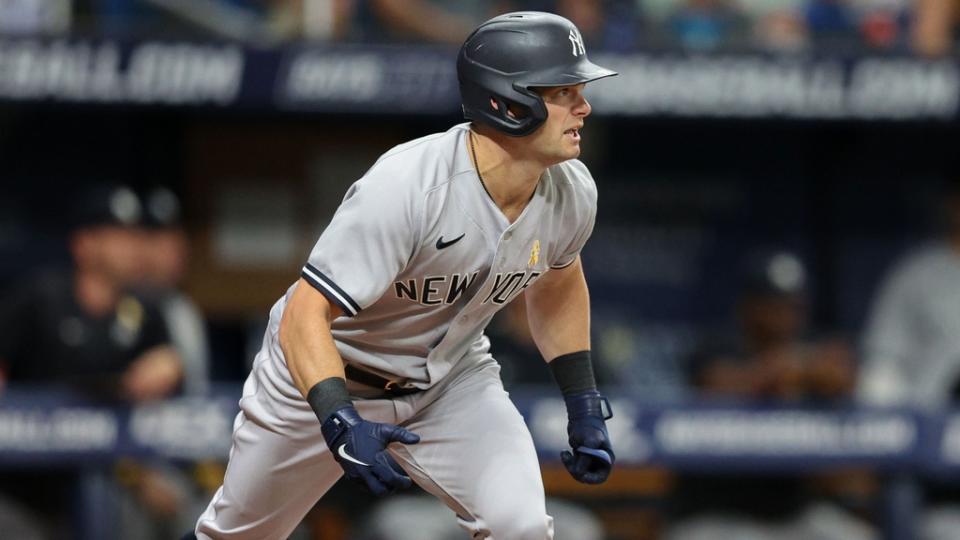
[[568, 29, 586, 57]]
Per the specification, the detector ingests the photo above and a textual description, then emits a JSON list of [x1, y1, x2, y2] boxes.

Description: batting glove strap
[[321, 406, 421, 497], [563, 390, 613, 421]]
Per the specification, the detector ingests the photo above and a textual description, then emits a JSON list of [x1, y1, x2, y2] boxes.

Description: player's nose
[[574, 95, 591, 118]]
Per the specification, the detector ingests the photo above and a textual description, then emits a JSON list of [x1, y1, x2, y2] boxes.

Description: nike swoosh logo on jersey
[[337, 444, 370, 467], [436, 234, 465, 250]]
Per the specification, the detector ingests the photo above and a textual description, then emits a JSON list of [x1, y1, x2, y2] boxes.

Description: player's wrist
[[549, 350, 597, 397], [563, 391, 613, 422], [307, 377, 353, 425], [319, 404, 364, 447]]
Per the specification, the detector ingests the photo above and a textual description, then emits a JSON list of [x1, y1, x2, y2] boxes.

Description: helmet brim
[[520, 59, 618, 88]]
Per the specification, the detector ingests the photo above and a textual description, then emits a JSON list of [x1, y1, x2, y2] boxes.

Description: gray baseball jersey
[[858, 242, 960, 408], [291, 122, 596, 387], [195, 123, 597, 540]]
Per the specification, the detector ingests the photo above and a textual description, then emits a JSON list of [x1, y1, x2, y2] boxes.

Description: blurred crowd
[[0, 184, 211, 540], [0, 0, 958, 55]]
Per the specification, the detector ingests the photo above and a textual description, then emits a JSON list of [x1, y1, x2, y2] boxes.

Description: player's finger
[[384, 453, 407, 476], [576, 446, 612, 464], [373, 453, 413, 491], [383, 424, 421, 445], [358, 470, 389, 497], [579, 469, 610, 484], [580, 453, 612, 483]]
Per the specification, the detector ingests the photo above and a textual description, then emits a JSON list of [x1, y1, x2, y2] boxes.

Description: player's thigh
[[196, 413, 340, 540], [396, 366, 551, 539]]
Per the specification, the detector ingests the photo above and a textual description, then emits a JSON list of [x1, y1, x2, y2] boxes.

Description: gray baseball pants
[[195, 330, 553, 540]]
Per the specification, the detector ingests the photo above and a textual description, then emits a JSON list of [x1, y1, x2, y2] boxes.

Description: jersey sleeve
[[550, 162, 598, 270], [301, 169, 422, 316]]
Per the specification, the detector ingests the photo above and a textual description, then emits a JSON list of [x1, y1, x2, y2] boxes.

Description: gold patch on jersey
[[528, 240, 540, 267]]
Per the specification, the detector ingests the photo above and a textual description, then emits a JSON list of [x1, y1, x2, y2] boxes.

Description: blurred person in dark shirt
[[139, 187, 210, 397], [0, 184, 185, 539], [0, 184, 182, 399], [688, 251, 855, 402], [666, 251, 871, 540]]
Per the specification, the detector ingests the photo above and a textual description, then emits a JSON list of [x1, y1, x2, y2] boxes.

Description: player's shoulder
[[547, 159, 598, 203], [362, 124, 470, 193]]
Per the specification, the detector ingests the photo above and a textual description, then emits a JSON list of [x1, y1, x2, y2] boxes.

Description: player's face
[[143, 229, 189, 287], [74, 226, 148, 285], [529, 84, 592, 164]]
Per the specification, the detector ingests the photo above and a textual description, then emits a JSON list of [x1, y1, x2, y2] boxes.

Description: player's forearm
[[525, 257, 591, 362], [278, 279, 347, 398]]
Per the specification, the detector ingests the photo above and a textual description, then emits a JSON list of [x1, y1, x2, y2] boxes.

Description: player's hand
[[321, 406, 420, 496], [561, 391, 615, 484], [121, 346, 183, 402]]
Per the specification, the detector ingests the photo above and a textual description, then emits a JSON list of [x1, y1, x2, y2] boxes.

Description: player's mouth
[[564, 127, 581, 141]]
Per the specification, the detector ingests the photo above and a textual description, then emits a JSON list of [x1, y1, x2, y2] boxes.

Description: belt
[[344, 364, 421, 397]]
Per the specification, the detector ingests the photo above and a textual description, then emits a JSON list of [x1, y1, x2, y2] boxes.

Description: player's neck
[[470, 129, 544, 221], [74, 269, 121, 317]]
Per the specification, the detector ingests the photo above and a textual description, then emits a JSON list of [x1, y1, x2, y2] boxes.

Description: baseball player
[[190, 12, 617, 540]]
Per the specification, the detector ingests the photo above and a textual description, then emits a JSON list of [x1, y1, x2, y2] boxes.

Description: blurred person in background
[[139, 186, 210, 397], [265, 0, 357, 40], [0, 183, 189, 540], [804, 0, 857, 45], [363, 0, 517, 44], [725, 0, 810, 50], [911, 0, 958, 55], [687, 251, 855, 401], [548, 0, 639, 51], [0, 0, 70, 34], [0, 183, 182, 400], [666, 250, 871, 540], [858, 179, 960, 540], [858, 179, 960, 410], [849, 0, 911, 49], [128, 186, 220, 539], [665, 0, 749, 50]]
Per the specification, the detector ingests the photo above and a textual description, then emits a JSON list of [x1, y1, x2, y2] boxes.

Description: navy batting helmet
[[457, 11, 618, 137]]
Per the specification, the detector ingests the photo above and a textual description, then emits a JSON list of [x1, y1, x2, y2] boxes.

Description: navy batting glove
[[321, 406, 420, 496], [561, 390, 615, 484]]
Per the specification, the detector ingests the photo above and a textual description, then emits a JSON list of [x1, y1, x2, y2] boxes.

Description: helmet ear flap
[[459, 77, 548, 136], [512, 85, 548, 126], [491, 91, 546, 136]]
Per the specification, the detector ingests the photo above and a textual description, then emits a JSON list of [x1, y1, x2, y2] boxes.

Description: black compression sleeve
[[306, 377, 352, 423], [548, 350, 597, 396]]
